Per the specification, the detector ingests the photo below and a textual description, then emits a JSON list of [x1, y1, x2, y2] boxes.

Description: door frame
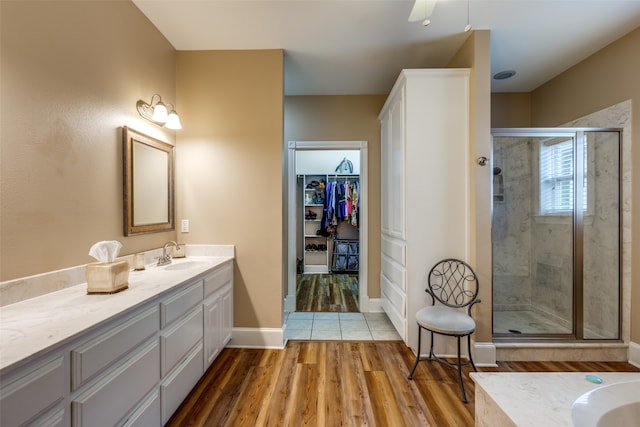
[[285, 140, 369, 313]]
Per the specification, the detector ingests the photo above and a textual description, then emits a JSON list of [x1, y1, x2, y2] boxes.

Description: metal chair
[[407, 258, 481, 403]]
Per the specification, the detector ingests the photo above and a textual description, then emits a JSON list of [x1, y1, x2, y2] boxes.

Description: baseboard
[[474, 342, 497, 367], [495, 342, 628, 362], [227, 327, 285, 349], [413, 341, 496, 367], [629, 341, 640, 368], [367, 298, 383, 312]]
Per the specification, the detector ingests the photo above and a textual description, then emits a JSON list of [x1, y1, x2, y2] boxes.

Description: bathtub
[[571, 380, 640, 427]]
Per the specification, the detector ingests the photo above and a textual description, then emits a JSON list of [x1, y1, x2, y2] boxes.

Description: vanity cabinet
[[159, 281, 204, 377], [0, 258, 234, 427], [379, 69, 470, 352], [0, 355, 66, 426], [70, 305, 160, 391], [71, 339, 160, 427], [160, 343, 204, 424], [158, 280, 204, 425], [203, 262, 233, 368]]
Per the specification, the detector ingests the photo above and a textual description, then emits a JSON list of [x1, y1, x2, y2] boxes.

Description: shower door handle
[[476, 156, 489, 166]]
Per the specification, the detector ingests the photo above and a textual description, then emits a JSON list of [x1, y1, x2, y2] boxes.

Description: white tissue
[[89, 240, 122, 263]]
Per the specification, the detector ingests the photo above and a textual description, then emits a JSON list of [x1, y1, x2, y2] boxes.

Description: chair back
[[427, 259, 479, 308]]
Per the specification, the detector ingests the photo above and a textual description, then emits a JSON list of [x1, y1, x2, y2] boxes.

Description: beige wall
[[529, 27, 640, 343], [0, 0, 177, 281], [447, 31, 493, 343], [284, 95, 385, 299], [176, 50, 284, 329], [491, 93, 532, 127]]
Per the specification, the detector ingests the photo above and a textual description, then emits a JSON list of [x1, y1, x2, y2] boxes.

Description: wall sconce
[[136, 94, 182, 130]]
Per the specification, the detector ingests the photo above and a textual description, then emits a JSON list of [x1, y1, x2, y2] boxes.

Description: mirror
[[123, 126, 174, 235]]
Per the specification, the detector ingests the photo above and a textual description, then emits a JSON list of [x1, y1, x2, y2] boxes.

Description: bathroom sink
[[163, 261, 208, 271], [572, 380, 640, 427]]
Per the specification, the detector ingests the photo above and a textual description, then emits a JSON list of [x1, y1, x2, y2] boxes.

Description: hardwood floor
[[167, 341, 640, 427], [296, 273, 359, 312]]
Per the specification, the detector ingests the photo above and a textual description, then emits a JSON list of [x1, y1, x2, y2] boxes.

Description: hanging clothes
[[335, 181, 345, 222], [350, 181, 358, 227], [324, 177, 360, 228]]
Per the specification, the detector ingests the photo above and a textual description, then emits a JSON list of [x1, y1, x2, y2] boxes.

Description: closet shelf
[[300, 173, 360, 274]]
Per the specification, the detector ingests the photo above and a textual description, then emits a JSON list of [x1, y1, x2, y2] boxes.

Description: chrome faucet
[[157, 241, 180, 266]]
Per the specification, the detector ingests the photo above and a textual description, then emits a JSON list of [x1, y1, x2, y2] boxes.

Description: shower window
[[539, 138, 588, 215]]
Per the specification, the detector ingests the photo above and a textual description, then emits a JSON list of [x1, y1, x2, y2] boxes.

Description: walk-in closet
[[295, 151, 361, 312]]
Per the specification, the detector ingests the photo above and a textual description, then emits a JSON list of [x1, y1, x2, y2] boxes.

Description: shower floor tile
[[494, 309, 571, 335]]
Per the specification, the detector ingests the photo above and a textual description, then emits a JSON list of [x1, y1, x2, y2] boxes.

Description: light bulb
[[165, 110, 182, 130], [152, 101, 168, 123]]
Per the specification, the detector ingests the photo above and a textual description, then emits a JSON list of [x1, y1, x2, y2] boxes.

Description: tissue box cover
[[86, 261, 130, 294]]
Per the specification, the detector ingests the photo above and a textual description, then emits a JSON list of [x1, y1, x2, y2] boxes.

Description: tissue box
[[86, 261, 130, 294]]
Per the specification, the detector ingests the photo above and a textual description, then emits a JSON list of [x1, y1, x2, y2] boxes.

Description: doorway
[[285, 141, 369, 315]]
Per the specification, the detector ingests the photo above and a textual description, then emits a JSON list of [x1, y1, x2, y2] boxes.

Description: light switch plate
[[181, 219, 190, 233]]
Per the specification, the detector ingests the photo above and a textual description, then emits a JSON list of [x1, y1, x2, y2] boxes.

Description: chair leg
[[428, 330, 435, 360], [467, 334, 477, 372], [408, 324, 422, 380], [456, 336, 468, 403]]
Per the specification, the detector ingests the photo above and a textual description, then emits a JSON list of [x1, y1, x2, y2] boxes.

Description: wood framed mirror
[[123, 126, 174, 235]]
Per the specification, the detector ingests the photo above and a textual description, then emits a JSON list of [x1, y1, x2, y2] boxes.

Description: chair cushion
[[416, 305, 476, 335]]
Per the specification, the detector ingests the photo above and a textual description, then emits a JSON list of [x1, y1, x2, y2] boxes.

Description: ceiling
[[133, 0, 640, 96]]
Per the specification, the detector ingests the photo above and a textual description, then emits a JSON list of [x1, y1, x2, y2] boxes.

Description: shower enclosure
[[492, 129, 621, 340]]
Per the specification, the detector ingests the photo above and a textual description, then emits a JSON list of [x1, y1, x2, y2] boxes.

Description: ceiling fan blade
[[408, 0, 437, 22]]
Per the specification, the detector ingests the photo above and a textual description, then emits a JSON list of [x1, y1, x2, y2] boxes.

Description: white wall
[[295, 150, 360, 175]]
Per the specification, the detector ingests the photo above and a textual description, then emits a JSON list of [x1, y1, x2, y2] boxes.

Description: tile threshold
[[285, 311, 401, 341]]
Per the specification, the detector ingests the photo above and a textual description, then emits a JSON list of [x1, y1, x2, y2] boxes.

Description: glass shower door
[[492, 134, 574, 336], [492, 129, 621, 340]]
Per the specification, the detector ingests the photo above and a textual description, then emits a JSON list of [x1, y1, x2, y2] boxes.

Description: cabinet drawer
[[71, 305, 160, 390], [160, 343, 204, 425], [161, 306, 203, 377], [381, 255, 406, 292], [24, 403, 66, 427], [0, 356, 65, 427], [203, 262, 233, 299], [71, 339, 160, 427], [120, 389, 160, 427], [380, 274, 406, 317], [381, 235, 406, 265], [161, 281, 203, 328]]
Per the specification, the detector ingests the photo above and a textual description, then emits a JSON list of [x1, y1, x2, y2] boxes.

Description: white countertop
[[0, 256, 233, 373], [472, 371, 640, 427]]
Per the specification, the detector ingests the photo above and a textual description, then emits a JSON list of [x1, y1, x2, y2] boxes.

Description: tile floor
[[285, 311, 402, 341]]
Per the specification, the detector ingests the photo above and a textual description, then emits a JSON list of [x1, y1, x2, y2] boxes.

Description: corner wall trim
[[474, 342, 497, 367], [629, 341, 640, 368], [227, 328, 284, 349]]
